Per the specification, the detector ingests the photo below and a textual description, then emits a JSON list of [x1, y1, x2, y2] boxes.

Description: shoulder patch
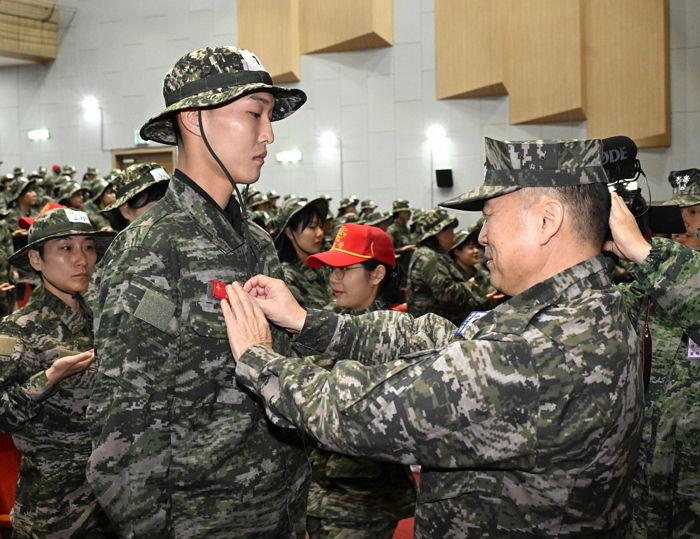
[[0, 336, 19, 356], [134, 288, 176, 333]]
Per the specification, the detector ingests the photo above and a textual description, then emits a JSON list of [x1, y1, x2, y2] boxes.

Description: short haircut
[[520, 183, 611, 249]]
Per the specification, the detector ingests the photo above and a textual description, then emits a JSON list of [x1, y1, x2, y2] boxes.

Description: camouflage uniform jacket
[[87, 173, 309, 538], [281, 258, 332, 309], [308, 299, 416, 525], [408, 245, 486, 325], [236, 254, 643, 537], [455, 262, 493, 306], [83, 201, 112, 231], [5, 205, 37, 232], [0, 221, 14, 317], [619, 239, 700, 538], [0, 286, 113, 538]]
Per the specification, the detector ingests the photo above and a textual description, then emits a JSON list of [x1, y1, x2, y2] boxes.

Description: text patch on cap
[[150, 168, 170, 182], [64, 209, 91, 224], [240, 49, 265, 71]]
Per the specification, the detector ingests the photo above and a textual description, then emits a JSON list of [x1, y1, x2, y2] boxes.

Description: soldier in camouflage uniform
[[609, 172, 700, 538], [223, 137, 651, 537], [0, 208, 115, 537], [407, 207, 485, 325], [0, 220, 16, 317], [56, 182, 88, 211], [86, 46, 310, 538], [274, 196, 332, 309], [386, 199, 416, 287], [83, 178, 115, 231]]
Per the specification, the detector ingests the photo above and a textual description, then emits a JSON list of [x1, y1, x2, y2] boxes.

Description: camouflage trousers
[[306, 516, 398, 539]]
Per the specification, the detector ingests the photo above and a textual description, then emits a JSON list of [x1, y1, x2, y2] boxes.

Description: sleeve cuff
[[292, 309, 340, 353], [24, 370, 58, 402]]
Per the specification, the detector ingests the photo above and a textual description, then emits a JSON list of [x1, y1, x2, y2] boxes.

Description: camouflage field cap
[[419, 207, 458, 243], [38, 166, 48, 174], [662, 168, 700, 207], [451, 219, 483, 252], [57, 181, 87, 204], [337, 196, 355, 210], [89, 178, 113, 202], [247, 191, 269, 209], [365, 209, 393, 227], [140, 46, 307, 145], [267, 190, 281, 200], [392, 199, 412, 214], [86, 166, 99, 176], [62, 164, 76, 175], [360, 199, 377, 212], [13, 167, 24, 176], [9, 208, 115, 272], [441, 137, 609, 211], [102, 162, 171, 212], [6, 177, 36, 206], [274, 196, 329, 241]]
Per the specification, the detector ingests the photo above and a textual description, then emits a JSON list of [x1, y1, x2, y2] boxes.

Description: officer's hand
[[604, 192, 652, 264], [221, 283, 272, 362], [45, 350, 95, 384], [0, 282, 14, 295], [242, 275, 307, 333]]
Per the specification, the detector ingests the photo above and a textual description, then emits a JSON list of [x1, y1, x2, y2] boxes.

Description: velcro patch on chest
[[0, 336, 18, 356], [133, 288, 176, 333]]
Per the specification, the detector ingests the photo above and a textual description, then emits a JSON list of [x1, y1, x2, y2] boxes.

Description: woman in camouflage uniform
[[407, 208, 487, 325], [274, 196, 332, 309], [83, 178, 116, 231], [0, 208, 115, 537], [303, 223, 415, 538]]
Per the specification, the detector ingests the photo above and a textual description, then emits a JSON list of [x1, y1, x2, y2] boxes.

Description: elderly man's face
[[479, 190, 541, 296]]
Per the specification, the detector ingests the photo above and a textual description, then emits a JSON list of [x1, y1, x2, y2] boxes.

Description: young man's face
[[203, 91, 275, 184], [672, 203, 700, 249]]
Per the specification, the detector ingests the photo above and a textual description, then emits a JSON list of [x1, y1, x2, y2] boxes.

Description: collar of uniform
[[27, 285, 90, 337], [171, 170, 244, 254], [498, 254, 612, 322]]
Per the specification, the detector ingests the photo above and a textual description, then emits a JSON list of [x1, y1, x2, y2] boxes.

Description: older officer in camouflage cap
[[221, 137, 663, 537], [87, 46, 309, 537], [0, 208, 115, 537]]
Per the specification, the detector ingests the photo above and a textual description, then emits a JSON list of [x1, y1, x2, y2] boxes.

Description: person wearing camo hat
[[218, 136, 696, 537], [83, 178, 116, 231], [386, 199, 416, 287], [247, 190, 270, 212], [100, 162, 171, 232], [335, 196, 357, 219], [56, 181, 88, 212], [358, 199, 377, 218], [0, 207, 115, 537], [365, 209, 393, 231], [661, 168, 700, 249], [86, 46, 309, 537]]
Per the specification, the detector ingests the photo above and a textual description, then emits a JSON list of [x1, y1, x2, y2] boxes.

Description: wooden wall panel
[[0, 0, 57, 62], [237, 0, 300, 83], [435, 0, 506, 99], [584, 0, 670, 147], [504, 0, 585, 124], [300, 0, 392, 54]]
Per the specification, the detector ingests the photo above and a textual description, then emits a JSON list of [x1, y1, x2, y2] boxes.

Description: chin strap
[[198, 110, 259, 274]]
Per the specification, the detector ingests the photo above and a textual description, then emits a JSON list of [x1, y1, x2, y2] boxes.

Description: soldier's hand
[[221, 283, 272, 362], [0, 282, 15, 295], [12, 229, 28, 237], [242, 275, 307, 333], [604, 192, 652, 264], [45, 350, 95, 384]]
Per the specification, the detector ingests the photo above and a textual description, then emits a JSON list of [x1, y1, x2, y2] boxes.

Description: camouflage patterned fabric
[[281, 258, 332, 310], [5, 204, 37, 232], [140, 46, 307, 145], [441, 137, 609, 211], [386, 220, 413, 286], [87, 173, 309, 537], [83, 200, 112, 230], [101, 163, 171, 212], [0, 221, 14, 316], [307, 299, 415, 537], [619, 238, 700, 538], [407, 245, 485, 325], [453, 261, 493, 307], [662, 168, 700, 208], [235, 254, 643, 537], [0, 286, 114, 537]]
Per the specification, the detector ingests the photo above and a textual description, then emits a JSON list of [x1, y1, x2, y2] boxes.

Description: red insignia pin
[[211, 280, 229, 300]]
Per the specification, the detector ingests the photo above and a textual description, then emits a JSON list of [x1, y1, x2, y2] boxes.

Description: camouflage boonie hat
[[102, 162, 171, 212], [89, 178, 113, 202], [441, 137, 609, 211], [366, 210, 393, 227], [62, 164, 76, 175], [140, 46, 307, 145], [360, 199, 377, 212], [247, 191, 269, 209], [451, 219, 483, 251], [86, 166, 99, 176], [13, 167, 24, 176], [57, 181, 87, 204], [662, 168, 700, 207], [9, 208, 115, 272], [274, 196, 329, 241], [267, 190, 280, 200], [392, 199, 412, 213], [419, 207, 458, 243], [6, 177, 36, 206], [337, 196, 355, 210], [38, 166, 48, 174]]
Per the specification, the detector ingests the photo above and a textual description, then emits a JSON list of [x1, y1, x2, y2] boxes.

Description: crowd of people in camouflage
[[0, 45, 697, 539]]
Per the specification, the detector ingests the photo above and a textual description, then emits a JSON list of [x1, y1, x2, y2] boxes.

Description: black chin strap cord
[[198, 110, 259, 274]]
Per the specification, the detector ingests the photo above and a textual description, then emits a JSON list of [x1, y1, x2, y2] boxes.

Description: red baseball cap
[[306, 223, 396, 268]]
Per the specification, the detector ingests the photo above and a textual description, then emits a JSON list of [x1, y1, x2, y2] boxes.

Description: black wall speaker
[[435, 169, 453, 188]]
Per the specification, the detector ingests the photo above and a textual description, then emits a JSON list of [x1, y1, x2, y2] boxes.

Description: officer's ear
[[178, 111, 202, 138], [538, 196, 564, 245]]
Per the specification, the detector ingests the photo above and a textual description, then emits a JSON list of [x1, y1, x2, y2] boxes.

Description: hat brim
[[419, 215, 459, 243], [9, 231, 116, 273], [102, 176, 170, 212], [140, 83, 307, 145], [440, 185, 523, 211], [306, 250, 371, 268], [661, 194, 700, 208]]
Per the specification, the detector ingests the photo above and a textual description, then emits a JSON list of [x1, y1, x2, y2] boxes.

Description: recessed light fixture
[[27, 128, 50, 141]]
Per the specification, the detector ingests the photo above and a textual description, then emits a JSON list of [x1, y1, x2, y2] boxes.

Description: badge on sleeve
[[455, 311, 487, 336], [211, 280, 229, 300]]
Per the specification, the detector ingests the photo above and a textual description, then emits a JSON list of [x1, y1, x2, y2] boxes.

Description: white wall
[[1, 0, 698, 226]]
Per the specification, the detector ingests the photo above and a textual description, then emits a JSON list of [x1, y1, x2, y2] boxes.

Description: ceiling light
[[27, 128, 50, 141]]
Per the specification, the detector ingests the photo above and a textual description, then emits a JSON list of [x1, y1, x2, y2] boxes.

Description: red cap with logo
[[306, 223, 396, 268]]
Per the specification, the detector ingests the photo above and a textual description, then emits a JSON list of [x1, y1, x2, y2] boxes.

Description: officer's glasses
[[329, 264, 364, 278]]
